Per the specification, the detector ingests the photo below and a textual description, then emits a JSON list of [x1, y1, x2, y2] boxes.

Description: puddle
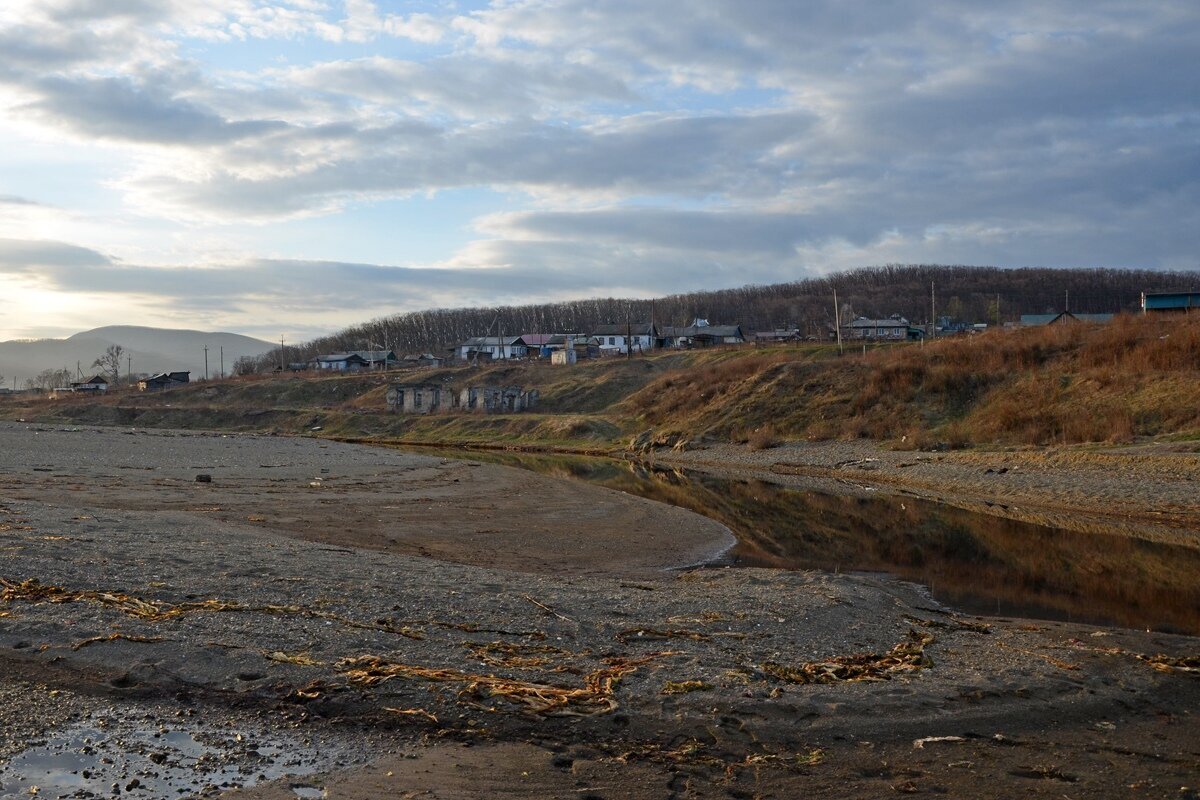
[[0, 715, 333, 799], [291, 786, 327, 799], [400, 447, 1200, 635]]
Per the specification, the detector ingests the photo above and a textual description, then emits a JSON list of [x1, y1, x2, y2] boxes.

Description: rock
[[195, 474, 212, 483]]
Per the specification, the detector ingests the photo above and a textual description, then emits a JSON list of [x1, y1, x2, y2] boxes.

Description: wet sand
[[1, 423, 1198, 799]]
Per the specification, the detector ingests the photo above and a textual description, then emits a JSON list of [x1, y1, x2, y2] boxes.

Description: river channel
[[396, 447, 1200, 636]]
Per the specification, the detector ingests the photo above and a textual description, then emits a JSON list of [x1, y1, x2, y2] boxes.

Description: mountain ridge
[[1, 326, 273, 387]]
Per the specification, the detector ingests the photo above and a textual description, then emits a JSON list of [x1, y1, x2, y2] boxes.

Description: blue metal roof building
[[1142, 292, 1200, 313]]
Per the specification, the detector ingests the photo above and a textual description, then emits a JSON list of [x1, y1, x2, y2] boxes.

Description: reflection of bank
[[388, 445, 1200, 636]]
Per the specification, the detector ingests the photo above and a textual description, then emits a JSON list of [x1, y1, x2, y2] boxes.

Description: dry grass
[[9, 315, 1198, 448], [628, 314, 1200, 447]]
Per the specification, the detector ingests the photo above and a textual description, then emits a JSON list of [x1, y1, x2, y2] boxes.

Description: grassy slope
[[6, 313, 1199, 450]]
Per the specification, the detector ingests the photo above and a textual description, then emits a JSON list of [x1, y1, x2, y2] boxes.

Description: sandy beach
[[1, 422, 1197, 798]]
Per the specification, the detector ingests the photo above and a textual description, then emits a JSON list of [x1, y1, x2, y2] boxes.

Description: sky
[[0, 1, 1197, 341]]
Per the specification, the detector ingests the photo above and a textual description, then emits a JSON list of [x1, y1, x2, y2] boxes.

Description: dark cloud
[[0, 239, 113, 270], [23, 75, 289, 145], [0, 196, 44, 207]]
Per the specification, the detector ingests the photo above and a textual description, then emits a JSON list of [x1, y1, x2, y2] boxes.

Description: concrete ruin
[[459, 385, 540, 413], [387, 383, 539, 414], [385, 383, 456, 414]]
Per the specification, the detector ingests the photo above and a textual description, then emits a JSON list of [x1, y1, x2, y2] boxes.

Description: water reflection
[[396, 447, 1200, 635]]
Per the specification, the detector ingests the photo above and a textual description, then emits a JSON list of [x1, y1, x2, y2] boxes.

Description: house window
[[608, 337, 615, 345]]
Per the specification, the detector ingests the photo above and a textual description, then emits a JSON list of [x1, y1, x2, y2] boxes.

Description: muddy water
[[400, 447, 1200, 635], [0, 715, 340, 799]]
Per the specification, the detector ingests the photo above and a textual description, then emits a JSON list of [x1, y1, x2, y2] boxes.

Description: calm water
[[396, 446, 1200, 635]]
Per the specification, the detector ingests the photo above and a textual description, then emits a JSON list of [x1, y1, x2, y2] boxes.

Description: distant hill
[[0, 326, 273, 387]]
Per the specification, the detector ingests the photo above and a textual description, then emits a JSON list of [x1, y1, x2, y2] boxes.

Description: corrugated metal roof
[[847, 317, 909, 328], [591, 323, 657, 336], [459, 337, 524, 347], [1143, 292, 1200, 309]]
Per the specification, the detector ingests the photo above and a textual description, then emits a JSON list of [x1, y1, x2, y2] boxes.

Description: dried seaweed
[[763, 630, 935, 684], [1085, 645, 1200, 675], [337, 652, 669, 717], [617, 627, 712, 644], [463, 641, 573, 670], [617, 739, 824, 776], [661, 679, 712, 694], [520, 594, 574, 623], [0, 578, 423, 639], [263, 650, 322, 666], [904, 614, 991, 634], [996, 641, 1079, 671], [71, 632, 165, 650], [384, 707, 439, 724], [665, 611, 725, 625]]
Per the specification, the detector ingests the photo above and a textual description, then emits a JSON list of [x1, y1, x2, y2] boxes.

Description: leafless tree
[[92, 344, 125, 383]]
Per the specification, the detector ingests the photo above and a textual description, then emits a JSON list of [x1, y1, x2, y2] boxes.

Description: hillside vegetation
[[9, 313, 1200, 450], [625, 312, 1200, 447], [246, 264, 1200, 372]]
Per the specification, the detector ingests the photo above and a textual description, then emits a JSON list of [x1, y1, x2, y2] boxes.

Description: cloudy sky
[[0, 1, 1196, 340]]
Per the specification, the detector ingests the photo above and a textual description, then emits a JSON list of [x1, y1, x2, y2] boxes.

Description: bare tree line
[[238, 265, 1200, 373]]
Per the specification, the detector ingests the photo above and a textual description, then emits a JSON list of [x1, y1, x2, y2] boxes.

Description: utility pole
[[220, 346, 224, 379], [833, 288, 843, 355], [203, 345, 209, 380], [126, 355, 131, 379], [995, 293, 1001, 328], [279, 336, 285, 372], [626, 321, 632, 360], [1065, 289, 1069, 312], [930, 281, 936, 339]]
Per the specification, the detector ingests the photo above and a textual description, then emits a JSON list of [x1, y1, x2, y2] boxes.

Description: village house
[[457, 336, 527, 361], [310, 350, 397, 371], [842, 315, 912, 340], [753, 329, 802, 344], [546, 334, 597, 360], [138, 371, 190, 392], [516, 334, 556, 356], [659, 319, 746, 348], [314, 350, 398, 371], [310, 352, 368, 371], [590, 323, 657, 355], [399, 353, 444, 368], [70, 374, 109, 393], [1141, 291, 1200, 314]]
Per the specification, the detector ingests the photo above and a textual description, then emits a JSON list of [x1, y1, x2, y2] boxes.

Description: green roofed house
[[1142, 292, 1200, 314]]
